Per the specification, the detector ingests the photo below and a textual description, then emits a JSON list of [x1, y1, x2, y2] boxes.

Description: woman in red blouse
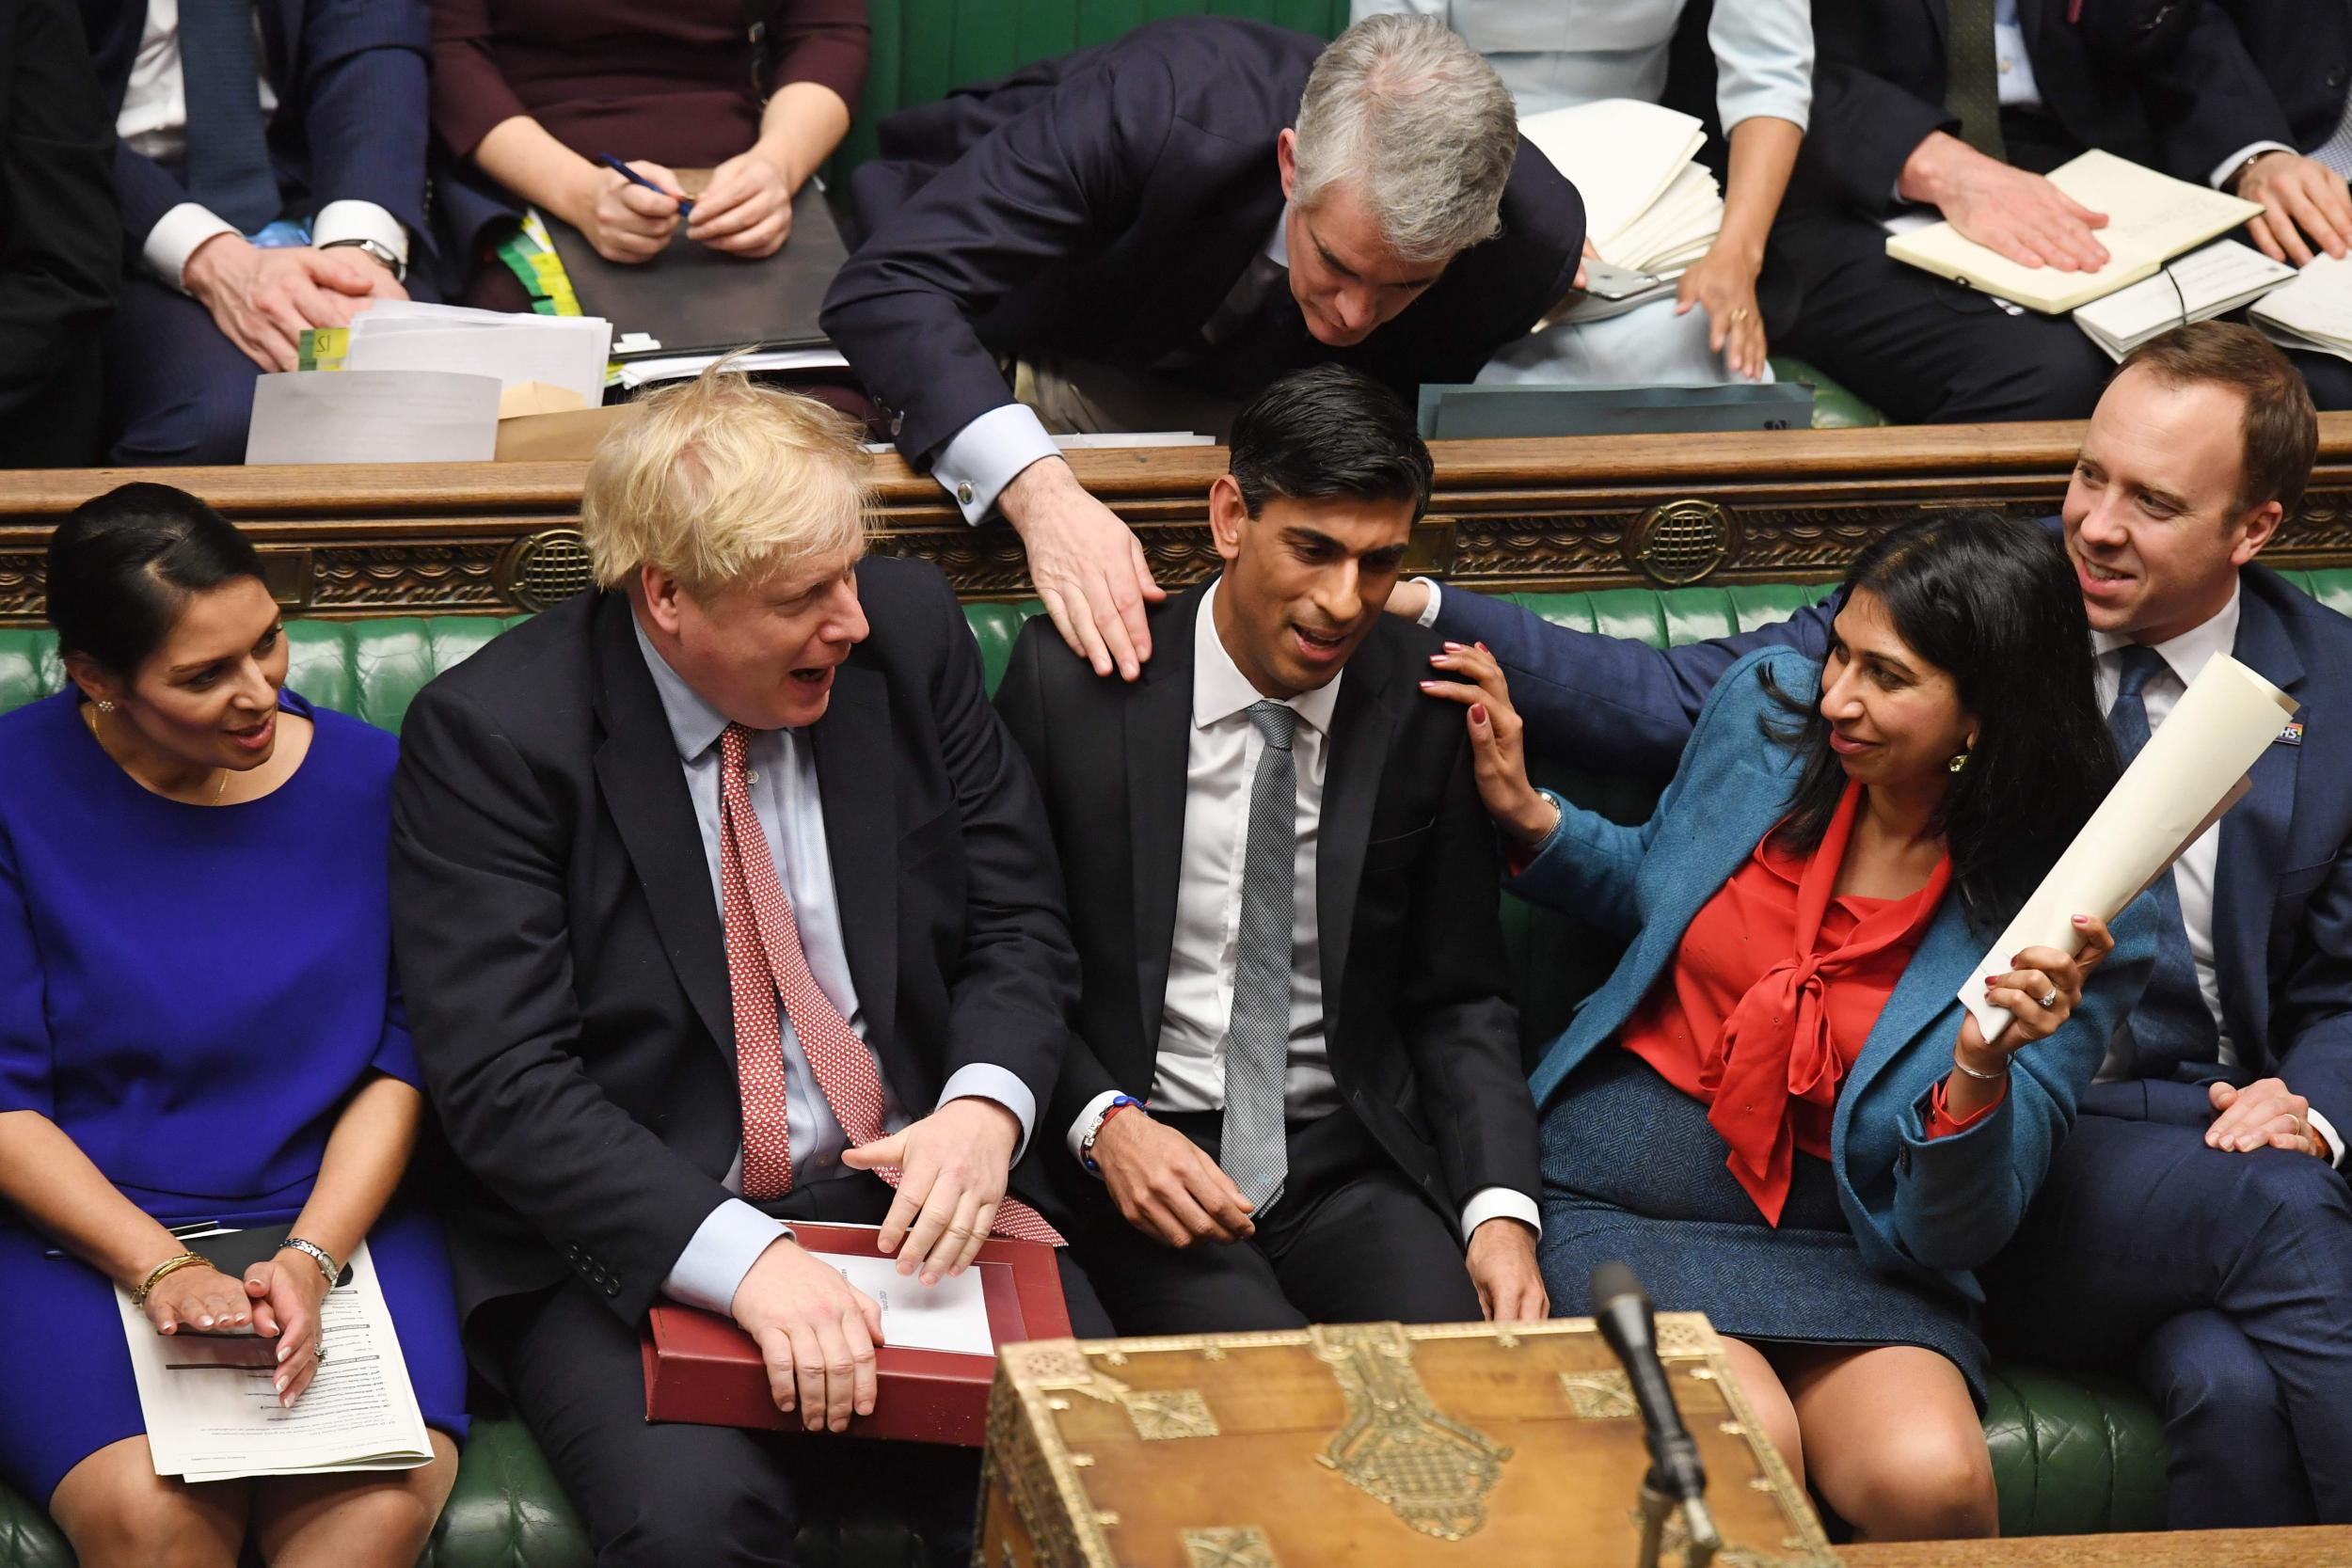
[[430, 0, 867, 304], [1422, 512, 2157, 1541]]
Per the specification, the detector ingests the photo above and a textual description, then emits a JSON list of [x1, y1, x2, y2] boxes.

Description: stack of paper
[[2075, 240, 2296, 359], [1519, 99, 1720, 278], [1887, 150, 2263, 315], [117, 1239, 437, 1482], [338, 302, 612, 409], [2251, 251, 2352, 364]]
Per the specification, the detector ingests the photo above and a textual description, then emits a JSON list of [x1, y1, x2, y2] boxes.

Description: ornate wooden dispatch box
[[977, 1317, 1835, 1568]]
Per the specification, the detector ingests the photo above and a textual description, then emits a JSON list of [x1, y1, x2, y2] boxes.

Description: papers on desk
[[821, 1253, 994, 1357], [2251, 251, 2352, 363], [1887, 150, 2263, 315], [614, 345, 849, 389], [117, 1239, 435, 1482], [339, 302, 612, 409], [1517, 99, 1724, 326], [246, 370, 501, 464], [2075, 240, 2296, 359]]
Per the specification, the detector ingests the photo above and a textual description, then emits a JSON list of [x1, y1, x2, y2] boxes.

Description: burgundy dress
[[430, 0, 867, 304]]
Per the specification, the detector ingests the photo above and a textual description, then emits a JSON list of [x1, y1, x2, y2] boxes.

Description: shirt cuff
[[933, 403, 1062, 524], [1925, 1077, 2006, 1138], [2307, 1106, 2347, 1171], [1412, 577, 1444, 629], [1459, 1185, 1541, 1244], [660, 1197, 792, 1315], [1065, 1088, 1127, 1172], [937, 1062, 1037, 1165], [312, 199, 411, 267], [2210, 141, 2296, 191], [144, 202, 240, 293]]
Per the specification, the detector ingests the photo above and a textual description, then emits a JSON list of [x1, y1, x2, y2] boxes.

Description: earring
[[1947, 751, 1970, 773], [95, 700, 117, 714]]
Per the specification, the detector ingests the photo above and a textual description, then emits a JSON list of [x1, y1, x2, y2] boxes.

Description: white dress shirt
[[117, 0, 407, 290], [632, 620, 1038, 1313], [930, 219, 1292, 523], [2089, 592, 2346, 1168], [1067, 584, 1540, 1241]]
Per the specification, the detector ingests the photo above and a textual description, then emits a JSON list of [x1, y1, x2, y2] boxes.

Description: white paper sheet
[[343, 315, 612, 409], [2251, 251, 2352, 358], [2076, 241, 2295, 358], [821, 1254, 994, 1357], [615, 347, 850, 388], [245, 370, 501, 464], [1517, 100, 1707, 254], [1959, 652, 2296, 1041], [119, 1240, 436, 1481]]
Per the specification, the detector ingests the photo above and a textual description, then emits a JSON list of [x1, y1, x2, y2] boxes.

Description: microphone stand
[[1591, 1263, 1724, 1568]]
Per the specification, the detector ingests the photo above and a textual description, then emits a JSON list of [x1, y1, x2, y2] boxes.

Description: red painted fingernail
[[1470, 704, 1487, 723]]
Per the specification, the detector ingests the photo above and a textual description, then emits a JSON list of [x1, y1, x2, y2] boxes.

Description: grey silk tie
[[1944, 0, 2010, 165], [1221, 700, 1300, 1214]]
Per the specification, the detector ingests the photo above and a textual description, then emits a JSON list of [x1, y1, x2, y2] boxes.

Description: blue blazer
[[1518, 646, 2154, 1302], [1438, 548, 2352, 1144], [79, 0, 431, 265]]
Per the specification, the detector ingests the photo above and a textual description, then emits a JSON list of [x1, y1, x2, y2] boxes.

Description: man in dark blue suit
[[79, 0, 433, 464], [1391, 322, 2352, 1528], [821, 13, 1583, 688]]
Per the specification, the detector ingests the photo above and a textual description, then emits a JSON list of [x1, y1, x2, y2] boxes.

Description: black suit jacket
[[78, 0, 431, 262], [992, 584, 1538, 1227], [1789, 0, 2273, 221], [390, 561, 1079, 1345], [0, 0, 115, 467], [820, 16, 1584, 468], [2185, 0, 2352, 162]]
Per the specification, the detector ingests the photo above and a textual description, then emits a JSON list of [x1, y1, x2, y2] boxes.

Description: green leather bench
[[33, 571, 2352, 1559], [835, 0, 1886, 430]]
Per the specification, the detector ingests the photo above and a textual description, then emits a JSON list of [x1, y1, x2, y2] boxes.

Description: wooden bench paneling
[[8, 417, 2352, 623]]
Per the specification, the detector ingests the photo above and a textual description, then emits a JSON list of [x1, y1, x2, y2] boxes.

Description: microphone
[[1592, 1263, 1720, 1567]]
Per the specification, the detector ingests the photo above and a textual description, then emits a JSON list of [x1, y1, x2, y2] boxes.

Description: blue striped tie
[[178, 0, 280, 232], [2108, 646, 2224, 1077]]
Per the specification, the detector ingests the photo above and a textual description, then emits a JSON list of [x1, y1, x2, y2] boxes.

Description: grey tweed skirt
[[1538, 1048, 1989, 1408]]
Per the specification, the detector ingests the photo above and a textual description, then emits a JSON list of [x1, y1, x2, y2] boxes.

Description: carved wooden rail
[[8, 416, 2352, 623]]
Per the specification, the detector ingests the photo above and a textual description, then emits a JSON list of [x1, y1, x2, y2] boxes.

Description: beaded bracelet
[[132, 1251, 210, 1308], [278, 1237, 340, 1289]]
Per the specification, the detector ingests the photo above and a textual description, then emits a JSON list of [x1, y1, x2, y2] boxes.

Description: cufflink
[[890, 412, 905, 437], [957, 481, 975, 506]]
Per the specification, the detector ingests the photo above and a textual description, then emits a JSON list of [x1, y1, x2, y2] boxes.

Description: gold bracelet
[[1950, 1050, 2010, 1083], [277, 1237, 340, 1289], [132, 1251, 210, 1308]]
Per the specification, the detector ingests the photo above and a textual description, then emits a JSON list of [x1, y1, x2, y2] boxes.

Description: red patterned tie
[[717, 725, 1062, 1242]]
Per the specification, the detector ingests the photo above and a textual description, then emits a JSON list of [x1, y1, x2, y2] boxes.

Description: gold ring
[[1728, 307, 1753, 322]]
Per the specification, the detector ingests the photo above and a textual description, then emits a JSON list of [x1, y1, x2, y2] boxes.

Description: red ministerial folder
[[640, 1223, 1069, 1447]]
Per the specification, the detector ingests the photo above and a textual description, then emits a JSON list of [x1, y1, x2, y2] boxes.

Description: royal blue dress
[[0, 689, 468, 1505]]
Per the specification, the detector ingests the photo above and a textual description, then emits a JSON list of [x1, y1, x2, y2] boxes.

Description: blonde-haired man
[[390, 370, 1103, 1565]]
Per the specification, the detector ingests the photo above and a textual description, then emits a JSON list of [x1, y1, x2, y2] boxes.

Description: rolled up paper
[[1960, 651, 2297, 1042]]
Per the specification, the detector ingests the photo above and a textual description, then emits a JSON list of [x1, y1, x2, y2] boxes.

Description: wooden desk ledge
[[1838, 1525, 2352, 1566], [8, 414, 2352, 621]]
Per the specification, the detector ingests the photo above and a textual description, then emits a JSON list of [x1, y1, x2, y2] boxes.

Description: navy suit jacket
[[79, 0, 429, 262], [2181, 0, 2352, 162], [820, 16, 1585, 467], [1516, 648, 2154, 1301], [1431, 546, 2352, 1145], [1788, 0, 2290, 221]]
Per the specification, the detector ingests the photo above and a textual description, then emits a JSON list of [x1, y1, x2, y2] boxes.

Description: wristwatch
[[1079, 1095, 1143, 1175], [319, 235, 405, 283], [2226, 148, 2290, 195]]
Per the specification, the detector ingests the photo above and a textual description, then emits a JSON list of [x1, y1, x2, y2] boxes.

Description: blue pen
[[595, 153, 692, 218]]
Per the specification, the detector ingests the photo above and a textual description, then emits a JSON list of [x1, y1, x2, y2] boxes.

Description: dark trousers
[[1769, 207, 2116, 425], [1981, 1085, 2352, 1527], [2284, 345, 2352, 413], [103, 276, 262, 466], [1072, 1107, 1484, 1335], [492, 1173, 1110, 1568]]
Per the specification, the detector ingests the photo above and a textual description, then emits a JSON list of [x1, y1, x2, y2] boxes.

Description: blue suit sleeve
[[2273, 849, 2352, 1145], [296, 0, 431, 245], [1888, 896, 2159, 1273], [369, 981, 422, 1088], [1429, 587, 1835, 783], [0, 816, 52, 1117], [115, 143, 193, 254]]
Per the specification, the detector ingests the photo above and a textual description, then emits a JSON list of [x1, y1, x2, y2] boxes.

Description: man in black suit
[[0, 0, 116, 467], [993, 366, 1546, 1333], [1767, 0, 2284, 424], [822, 13, 1582, 688], [79, 0, 435, 464], [2163, 0, 2352, 408], [391, 371, 1104, 1567]]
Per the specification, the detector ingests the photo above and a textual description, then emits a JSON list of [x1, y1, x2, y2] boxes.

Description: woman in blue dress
[[0, 484, 467, 1565]]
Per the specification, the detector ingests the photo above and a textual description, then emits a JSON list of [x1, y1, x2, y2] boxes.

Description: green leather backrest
[[842, 0, 1351, 173]]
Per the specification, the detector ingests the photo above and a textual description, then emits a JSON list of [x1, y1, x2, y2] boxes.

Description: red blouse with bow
[[1619, 780, 2000, 1225]]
